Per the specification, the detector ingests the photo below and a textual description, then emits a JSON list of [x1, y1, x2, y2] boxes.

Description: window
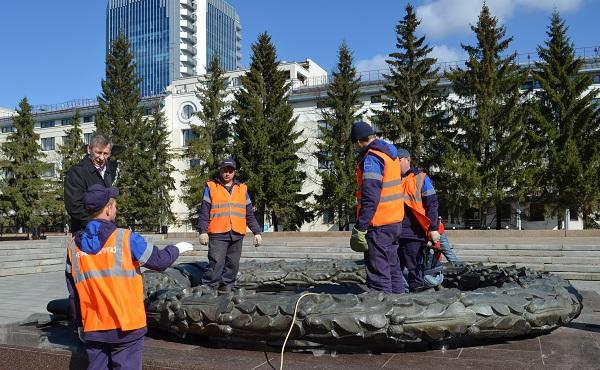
[[370, 95, 383, 103], [316, 100, 328, 109], [42, 165, 56, 178], [61, 118, 73, 126], [317, 150, 334, 170], [569, 207, 578, 221], [529, 203, 545, 222], [1, 126, 15, 133], [143, 107, 156, 116], [182, 129, 197, 146], [84, 133, 92, 145], [323, 209, 334, 224], [40, 120, 55, 128], [189, 159, 201, 168], [83, 115, 94, 123], [317, 120, 331, 138], [180, 103, 195, 121], [41, 137, 55, 151]]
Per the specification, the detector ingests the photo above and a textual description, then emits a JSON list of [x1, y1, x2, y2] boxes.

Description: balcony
[[180, 8, 196, 20], [180, 54, 197, 66], [180, 0, 196, 10], [180, 31, 196, 44], [180, 19, 196, 32], [180, 43, 197, 55]]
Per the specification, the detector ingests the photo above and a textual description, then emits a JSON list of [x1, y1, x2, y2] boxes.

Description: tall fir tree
[[445, 4, 529, 229], [95, 32, 145, 227], [530, 11, 600, 228], [57, 108, 84, 180], [374, 4, 442, 170], [315, 42, 362, 231], [128, 106, 176, 231], [181, 54, 232, 222], [233, 32, 311, 231], [0, 98, 55, 237]]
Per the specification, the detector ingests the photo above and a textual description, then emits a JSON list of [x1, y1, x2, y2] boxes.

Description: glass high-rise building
[[107, 0, 241, 97]]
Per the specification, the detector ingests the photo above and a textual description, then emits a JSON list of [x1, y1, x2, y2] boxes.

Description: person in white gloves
[[196, 158, 262, 292], [65, 184, 194, 369], [396, 149, 440, 293]]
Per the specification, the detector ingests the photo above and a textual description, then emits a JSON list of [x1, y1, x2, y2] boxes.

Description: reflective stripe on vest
[[402, 172, 432, 233], [207, 181, 248, 234], [356, 148, 405, 227], [68, 228, 146, 332]]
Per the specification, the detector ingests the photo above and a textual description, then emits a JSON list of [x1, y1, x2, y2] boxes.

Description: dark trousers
[[364, 225, 404, 293], [398, 239, 425, 290], [85, 336, 144, 370], [202, 237, 243, 289]]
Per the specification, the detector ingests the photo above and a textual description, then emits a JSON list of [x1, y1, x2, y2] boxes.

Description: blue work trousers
[[85, 335, 144, 370], [364, 223, 404, 293], [398, 239, 425, 290]]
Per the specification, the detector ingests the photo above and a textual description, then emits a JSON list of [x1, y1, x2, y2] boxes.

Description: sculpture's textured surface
[[142, 260, 582, 348]]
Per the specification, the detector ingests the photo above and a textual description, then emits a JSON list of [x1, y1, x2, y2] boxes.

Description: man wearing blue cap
[[396, 149, 440, 292], [350, 121, 405, 293], [65, 184, 194, 369], [197, 158, 262, 292]]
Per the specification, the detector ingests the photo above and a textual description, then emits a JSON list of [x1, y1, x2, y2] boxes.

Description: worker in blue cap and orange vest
[[397, 149, 440, 292], [197, 158, 262, 292], [350, 121, 405, 293], [65, 184, 194, 369]]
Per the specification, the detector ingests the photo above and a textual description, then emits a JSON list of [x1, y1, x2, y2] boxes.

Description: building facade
[[1, 57, 599, 232], [107, 0, 241, 97]]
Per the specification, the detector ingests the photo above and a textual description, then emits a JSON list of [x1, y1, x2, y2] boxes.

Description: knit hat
[[350, 121, 375, 142]]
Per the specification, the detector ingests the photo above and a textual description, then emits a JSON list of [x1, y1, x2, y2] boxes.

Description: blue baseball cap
[[218, 158, 236, 170], [83, 184, 119, 214], [397, 148, 411, 159]]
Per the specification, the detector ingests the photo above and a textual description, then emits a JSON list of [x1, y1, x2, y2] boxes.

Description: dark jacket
[[197, 178, 262, 241], [400, 167, 439, 241], [64, 155, 118, 233]]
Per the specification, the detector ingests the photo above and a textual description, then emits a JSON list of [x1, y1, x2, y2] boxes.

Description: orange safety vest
[[67, 228, 146, 332], [356, 148, 404, 227], [207, 181, 248, 234], [402, 172, 432, 233]]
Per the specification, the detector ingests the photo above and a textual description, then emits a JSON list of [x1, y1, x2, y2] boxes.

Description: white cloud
[[416, 0, 583, 39], [355, 54, 389, 73], [429, 44, 466, 63]]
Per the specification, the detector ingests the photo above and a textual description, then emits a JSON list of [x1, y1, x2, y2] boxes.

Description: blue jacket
[[400, 167, 439, 240], [66, 219, 180, 343], [356, 139, 401, 230]]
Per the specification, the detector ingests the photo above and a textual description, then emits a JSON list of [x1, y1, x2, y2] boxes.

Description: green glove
[[350, 227, 368, 252]]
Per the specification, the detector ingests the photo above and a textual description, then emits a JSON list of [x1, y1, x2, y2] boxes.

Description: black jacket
[[63, 155, 118, 233]]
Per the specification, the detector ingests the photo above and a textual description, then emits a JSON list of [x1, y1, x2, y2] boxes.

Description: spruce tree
[[233, 32, 311, 231], [374, 4, 442, 170], [57, 108, 84, 180], [445, 4, 529, 229], [0, 98, 53, 237], [315, 42, 362, 231], [95, 32, 144, 227], [128, 107, 175, 231], [181, 54, 232, 222], [530, 11, 600, 228]]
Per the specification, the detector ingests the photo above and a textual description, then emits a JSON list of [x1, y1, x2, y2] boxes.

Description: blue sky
[[0, 0, 597, 109]]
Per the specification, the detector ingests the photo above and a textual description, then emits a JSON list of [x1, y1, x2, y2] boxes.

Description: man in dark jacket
[[64, 132, 118, 234]]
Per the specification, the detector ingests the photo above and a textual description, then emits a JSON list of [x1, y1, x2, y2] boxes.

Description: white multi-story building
[[1, 56, 599, 231]]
